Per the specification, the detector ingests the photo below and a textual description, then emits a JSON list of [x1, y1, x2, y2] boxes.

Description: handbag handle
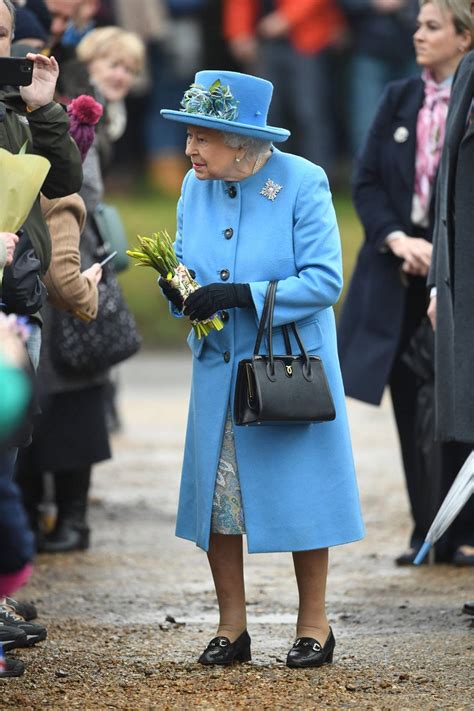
[[254, 281, 313, 378], [253, 280, 278, 356]]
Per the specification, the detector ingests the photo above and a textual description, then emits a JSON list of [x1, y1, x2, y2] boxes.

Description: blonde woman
[[338, 0, 473, 566], [76, 26, 145, 143]]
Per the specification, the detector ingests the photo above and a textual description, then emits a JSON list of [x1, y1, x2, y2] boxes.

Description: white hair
[[222, 131, 272, 158]]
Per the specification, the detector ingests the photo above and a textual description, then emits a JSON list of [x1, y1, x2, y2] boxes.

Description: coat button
[[220, 269, 230, 281], [223, 351, 231, 363], [228, 186, 237, 198], [221, 310, 229, 322], [224, 227, 233, 239]]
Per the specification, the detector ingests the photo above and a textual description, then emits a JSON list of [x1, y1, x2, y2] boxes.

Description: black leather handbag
[[51, 264, 141, 375], [234, 281, 336, 426]]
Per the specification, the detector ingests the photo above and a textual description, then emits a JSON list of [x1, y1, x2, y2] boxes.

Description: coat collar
[[449, 54, 474, 149], [391, 78, 425, 195]]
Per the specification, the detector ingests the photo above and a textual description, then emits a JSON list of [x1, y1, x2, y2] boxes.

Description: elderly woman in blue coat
[[159, 70, 364, 668]]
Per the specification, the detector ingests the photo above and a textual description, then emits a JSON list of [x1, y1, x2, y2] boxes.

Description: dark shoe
[[462, 601, 474, 616], [198, 630, 251, 665], [40, 520, 90, 553], [5, 597, 38, 621], [0, 606, 47, 646], [0, 656, 25, 678], [286, 628, 335, 669], [453, 547, 474, 567], [0, 622, 28, 651], [395, 548, 425, 566]]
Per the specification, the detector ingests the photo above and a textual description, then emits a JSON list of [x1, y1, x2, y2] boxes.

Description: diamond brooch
[[260, 179, 282, 201]]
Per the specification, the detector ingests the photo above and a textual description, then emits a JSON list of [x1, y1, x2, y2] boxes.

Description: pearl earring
[[235, 156, 241, 163]]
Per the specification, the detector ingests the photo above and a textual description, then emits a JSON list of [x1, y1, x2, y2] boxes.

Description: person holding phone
[[0, 0, 82, 366], [0, 0, 82, 484]]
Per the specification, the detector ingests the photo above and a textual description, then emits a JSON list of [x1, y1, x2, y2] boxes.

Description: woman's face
[[185, 126, 240, 181], [413, 2, 470, 77], [88, 54, 137, 102]]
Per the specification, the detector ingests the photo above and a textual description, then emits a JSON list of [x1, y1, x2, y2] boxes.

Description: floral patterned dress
[[211, 408, 245, 534]]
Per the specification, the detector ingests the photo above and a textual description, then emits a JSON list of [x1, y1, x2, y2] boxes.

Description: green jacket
[[0, 88, 83, 273]]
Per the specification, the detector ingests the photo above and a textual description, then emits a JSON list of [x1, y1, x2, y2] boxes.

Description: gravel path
[[2, 352, 473, 709]]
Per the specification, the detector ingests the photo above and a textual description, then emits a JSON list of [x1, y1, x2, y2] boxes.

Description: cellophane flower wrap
[[0, 144, 50, 281], [127, 230, 224, 339]]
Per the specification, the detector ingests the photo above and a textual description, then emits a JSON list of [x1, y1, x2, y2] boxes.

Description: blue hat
[[160, 70, 290, 143]]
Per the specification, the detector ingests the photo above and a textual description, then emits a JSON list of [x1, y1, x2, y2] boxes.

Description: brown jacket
[[41, 193, 98, 321]]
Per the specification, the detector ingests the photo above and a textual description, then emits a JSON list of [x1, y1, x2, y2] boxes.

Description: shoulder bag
[[51, 263, 141, 375], [234, 281, 336, 426]]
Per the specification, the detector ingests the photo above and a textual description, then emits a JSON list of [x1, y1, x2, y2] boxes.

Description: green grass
[[109, 189, 363, 348]]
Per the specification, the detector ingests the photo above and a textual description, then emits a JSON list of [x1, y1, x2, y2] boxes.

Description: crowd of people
[[0, 0, 473, 680], [3, 1, 425, 192], [0, 0, 145, 677]]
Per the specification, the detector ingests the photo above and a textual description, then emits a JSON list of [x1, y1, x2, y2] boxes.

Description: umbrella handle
[[414, 541, 431, 565]]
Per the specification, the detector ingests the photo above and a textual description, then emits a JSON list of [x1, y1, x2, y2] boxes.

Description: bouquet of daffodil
[[0, 143, 51, 281], [127, 230, 224, 339]]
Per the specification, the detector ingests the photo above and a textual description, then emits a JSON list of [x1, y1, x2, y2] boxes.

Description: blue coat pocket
[[187, 329, 205, 359], [271, 319, 323, 355]]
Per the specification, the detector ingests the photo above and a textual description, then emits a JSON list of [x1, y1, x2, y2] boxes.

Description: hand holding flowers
[[127, 230, 224, 338], [183, 283, 253, 321]]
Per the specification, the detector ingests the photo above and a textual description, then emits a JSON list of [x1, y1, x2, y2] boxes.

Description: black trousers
[[389, 281, 474, 556]]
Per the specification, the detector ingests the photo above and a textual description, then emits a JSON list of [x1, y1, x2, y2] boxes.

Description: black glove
[[158, 277, 183, 310], [183, 283, 252, 321]]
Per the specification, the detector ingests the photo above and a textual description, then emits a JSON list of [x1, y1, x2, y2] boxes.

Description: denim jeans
[[349, 52, 419, 156], [0, 448, 35, 575], [26, 322, 41, 372], [260, 40, 338, 179], [144, 43, 189, 156]]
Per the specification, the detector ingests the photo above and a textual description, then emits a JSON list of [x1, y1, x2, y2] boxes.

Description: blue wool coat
[[173, 148, 364, 553]]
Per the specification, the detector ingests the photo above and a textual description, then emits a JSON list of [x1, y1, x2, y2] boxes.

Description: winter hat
[[14, 8, 48, 44], [25, 0, 52, 34], [67, 95, 104, 161]]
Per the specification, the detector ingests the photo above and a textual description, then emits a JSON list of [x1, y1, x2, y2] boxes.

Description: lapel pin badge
[[394, 126, 409, 143]]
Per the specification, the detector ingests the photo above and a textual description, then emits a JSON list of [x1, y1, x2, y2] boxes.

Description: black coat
[[338, 76, 431, 404], [429, 52, 474, 443]]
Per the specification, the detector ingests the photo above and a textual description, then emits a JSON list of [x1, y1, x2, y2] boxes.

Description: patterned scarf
[[414, 70, 452, 219]]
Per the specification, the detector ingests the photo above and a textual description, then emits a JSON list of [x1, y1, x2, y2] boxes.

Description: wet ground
[[2, 352, 473, 710]]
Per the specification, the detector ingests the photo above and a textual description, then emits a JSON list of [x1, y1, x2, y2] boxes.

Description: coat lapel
[[391, 79, 425, 195]]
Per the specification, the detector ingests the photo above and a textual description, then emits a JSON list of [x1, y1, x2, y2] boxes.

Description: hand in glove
[[183, 283, 253, 321], [158, 277, 183, 310]]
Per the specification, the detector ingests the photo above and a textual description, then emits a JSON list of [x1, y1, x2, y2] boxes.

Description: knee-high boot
[[40, 467, 91, 553]]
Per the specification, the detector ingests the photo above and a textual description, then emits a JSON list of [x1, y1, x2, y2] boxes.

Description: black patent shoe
[[286, 628, 335, 668], [198, 630, 251, 665]]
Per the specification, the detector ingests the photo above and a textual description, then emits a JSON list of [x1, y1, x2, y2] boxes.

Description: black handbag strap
[[282, 324, 292, 354], [253, 280, 277, 356], [254, 281, 312, 376]]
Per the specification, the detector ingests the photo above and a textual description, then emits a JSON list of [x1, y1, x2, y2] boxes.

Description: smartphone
[[98, 250, 118, 268], [0, 57, 34, 87]]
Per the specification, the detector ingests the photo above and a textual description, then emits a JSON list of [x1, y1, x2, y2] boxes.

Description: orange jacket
[[223, 0, 346, 55]]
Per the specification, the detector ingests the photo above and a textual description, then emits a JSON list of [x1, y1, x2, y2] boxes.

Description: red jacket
[[223, 0, 346, 55]]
